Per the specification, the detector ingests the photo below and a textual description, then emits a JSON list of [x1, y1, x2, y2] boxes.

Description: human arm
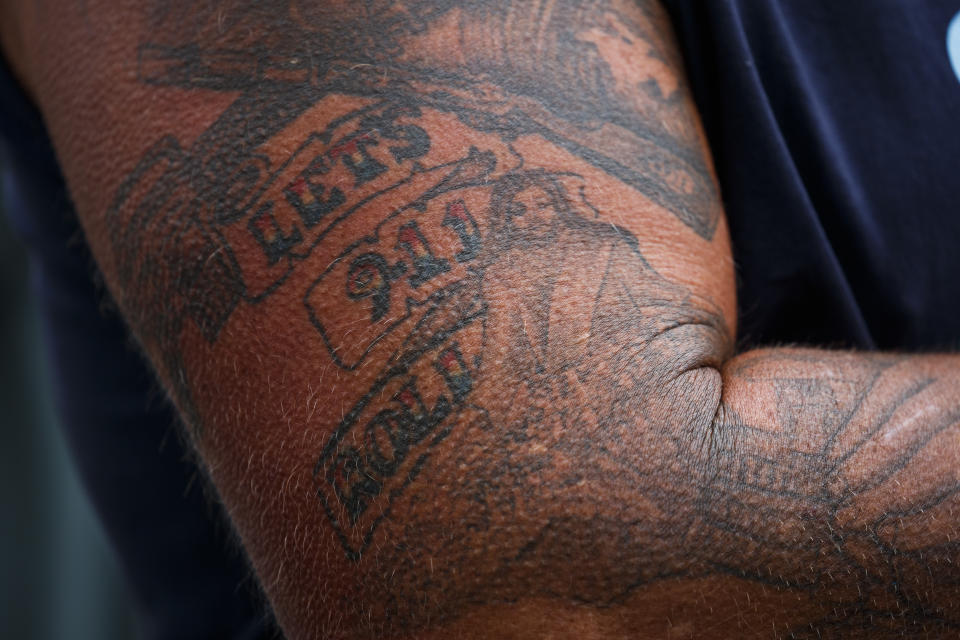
[[2, 1, 958, 638]]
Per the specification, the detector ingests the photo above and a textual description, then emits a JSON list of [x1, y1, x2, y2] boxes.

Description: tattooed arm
[[3, 1, 958, 638], [705, 351, 960, 638]]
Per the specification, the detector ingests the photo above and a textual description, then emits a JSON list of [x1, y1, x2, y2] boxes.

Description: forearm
[[703, 349, 960, 635]]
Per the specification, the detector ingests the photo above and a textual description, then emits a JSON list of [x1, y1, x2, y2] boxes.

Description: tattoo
[[103, 1, 960, 637], [108, 0, 718, 427], [704, 352, 960, 637], [310, 160, 718, 561]]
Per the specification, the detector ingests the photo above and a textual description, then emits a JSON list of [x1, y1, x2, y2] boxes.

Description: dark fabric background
[[0, 164, 138, 640]]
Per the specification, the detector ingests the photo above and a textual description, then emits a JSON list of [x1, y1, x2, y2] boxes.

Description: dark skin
[[2, 1, 958, 638]]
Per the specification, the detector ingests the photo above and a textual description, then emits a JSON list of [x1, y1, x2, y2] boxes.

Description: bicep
[[7, 1, 737, 637]]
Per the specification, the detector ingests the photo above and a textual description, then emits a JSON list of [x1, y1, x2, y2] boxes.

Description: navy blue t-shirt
[[2, 1, 959, 637], [664, 0, 960, 350]]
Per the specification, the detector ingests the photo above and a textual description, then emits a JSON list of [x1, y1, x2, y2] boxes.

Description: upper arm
[[4, 2, 738, 637]]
